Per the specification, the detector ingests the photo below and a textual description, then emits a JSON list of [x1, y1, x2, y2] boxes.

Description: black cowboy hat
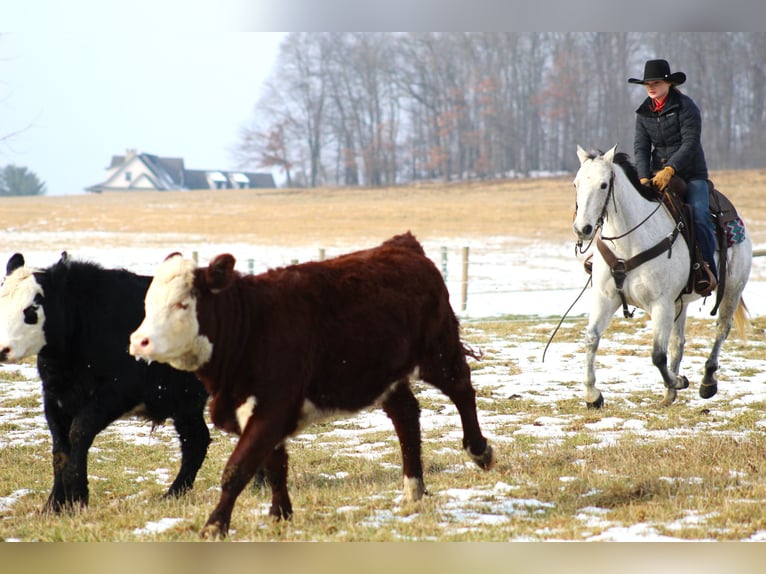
[[628, 59, 686, 85]]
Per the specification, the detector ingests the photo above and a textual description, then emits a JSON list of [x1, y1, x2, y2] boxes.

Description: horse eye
[[175, 301, 189, 310], [600, 182, 608, 190]]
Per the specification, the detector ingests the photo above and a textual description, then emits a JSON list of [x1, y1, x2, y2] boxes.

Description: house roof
[[87, 151, 275, 192]]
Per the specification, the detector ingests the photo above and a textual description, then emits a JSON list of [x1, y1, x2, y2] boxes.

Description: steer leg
[[421, 344, 495, 471], [42, 397, 73, 513], [201, 410, 293, 540], [166, 410, 211, 497], [381, 380, 425, 502], [262, 445, 292, 519]]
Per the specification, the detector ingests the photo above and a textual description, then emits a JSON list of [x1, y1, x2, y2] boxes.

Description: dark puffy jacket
[[634, 87, 708, 182]]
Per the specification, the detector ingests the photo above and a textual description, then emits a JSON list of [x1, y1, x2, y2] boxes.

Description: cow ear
[[206, 254, 237, 293], [6, 253, 25, 275]]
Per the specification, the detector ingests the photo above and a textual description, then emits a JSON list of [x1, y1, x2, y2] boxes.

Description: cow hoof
[[403, 476, 426, 502], [586, 394, 604, 409], [200, 523, 226, 541], [468, 443, 495, 470], [700, 381, 718, 399]]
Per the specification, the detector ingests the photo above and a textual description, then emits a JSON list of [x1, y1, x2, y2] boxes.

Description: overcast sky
[[1, 0, 291, 195], [3, 1, 762, 195], [1, 30, 285, 195]]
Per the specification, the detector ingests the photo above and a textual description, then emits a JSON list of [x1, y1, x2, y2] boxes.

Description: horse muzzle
[[573, 222, 595, 241]]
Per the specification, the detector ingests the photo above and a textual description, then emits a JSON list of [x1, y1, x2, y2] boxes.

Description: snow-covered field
[[2, 232, 766, 541]]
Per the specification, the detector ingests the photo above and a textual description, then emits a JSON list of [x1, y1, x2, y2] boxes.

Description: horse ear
[[576, 145, 589, 165], [603, 144, 618, 163]]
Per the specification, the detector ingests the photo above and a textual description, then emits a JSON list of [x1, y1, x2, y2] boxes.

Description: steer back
[[191, 232, 457, 433]]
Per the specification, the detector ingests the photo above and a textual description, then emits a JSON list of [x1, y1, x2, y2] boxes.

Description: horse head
[[572, 144, 617, 241]]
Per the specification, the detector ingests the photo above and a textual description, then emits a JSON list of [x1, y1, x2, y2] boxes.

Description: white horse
[[572, 145, 751, 408]]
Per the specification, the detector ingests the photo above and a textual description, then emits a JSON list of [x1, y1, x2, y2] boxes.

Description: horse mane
[[612, 151, 660, 203]]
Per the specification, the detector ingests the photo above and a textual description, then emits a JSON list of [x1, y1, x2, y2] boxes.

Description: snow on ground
[[2, 232, 766, 540]]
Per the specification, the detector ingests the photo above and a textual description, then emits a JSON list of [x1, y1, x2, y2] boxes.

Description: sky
[[2, 1, 763, 196], [1, 29, 286, 195]]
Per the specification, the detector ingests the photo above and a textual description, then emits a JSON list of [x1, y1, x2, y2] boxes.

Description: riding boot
[[687, 179, 718, 295]]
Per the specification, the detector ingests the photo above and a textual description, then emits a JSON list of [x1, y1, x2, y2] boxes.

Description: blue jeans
[[687, 179, 718, 279]]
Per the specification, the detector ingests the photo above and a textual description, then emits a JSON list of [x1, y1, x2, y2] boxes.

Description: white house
[[85, 149, 275, 193]]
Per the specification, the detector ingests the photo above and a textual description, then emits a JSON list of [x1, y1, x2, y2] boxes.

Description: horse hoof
[[676, 375, 689, 390], [700, 382, 718, 399], [660, 388, 677, 407], [586, 394, 604, 409]]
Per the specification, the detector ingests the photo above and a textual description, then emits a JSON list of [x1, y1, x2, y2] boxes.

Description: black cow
[[0, 252, 210, 511]]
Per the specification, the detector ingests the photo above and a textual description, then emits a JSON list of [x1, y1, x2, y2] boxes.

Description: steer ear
[[206, 254, 237, 293], [6, 253, 25, 275], [164, 251, 183, 262]]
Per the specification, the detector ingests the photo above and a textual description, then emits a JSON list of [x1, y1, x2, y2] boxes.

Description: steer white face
[[129, 254, 213, 371], [0, 266, 46, 362]]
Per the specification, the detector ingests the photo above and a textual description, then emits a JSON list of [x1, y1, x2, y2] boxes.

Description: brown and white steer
[[129, 232, 494, 539]]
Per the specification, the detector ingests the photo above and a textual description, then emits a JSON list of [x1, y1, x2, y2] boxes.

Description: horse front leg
[[668, 304, 688, 378], [583, 295, 619, 409], [651, 303, 690, 407]]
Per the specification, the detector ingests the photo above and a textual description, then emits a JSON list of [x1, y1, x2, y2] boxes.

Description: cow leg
[[60, 400, 134, 510], [262, 444, 292, 519], [420, 348, 495, 471], [201, 413, 291, 540], [381, 380, 425, 502], [166, 411, 211, 497], [42, 396, 73, 513]]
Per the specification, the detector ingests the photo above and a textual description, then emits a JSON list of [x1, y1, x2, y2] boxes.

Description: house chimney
[[126, 148, 137, 159]]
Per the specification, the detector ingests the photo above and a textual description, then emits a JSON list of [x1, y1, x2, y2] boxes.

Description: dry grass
[[1, 170, 766, 542], [1, 168, 763, 248]]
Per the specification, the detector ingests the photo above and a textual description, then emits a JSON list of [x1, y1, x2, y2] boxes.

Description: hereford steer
[[129, 232, 495, 539], [0, 252, 210, 512]]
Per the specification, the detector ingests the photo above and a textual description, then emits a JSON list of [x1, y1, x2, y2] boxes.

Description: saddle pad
[[725, 216, 747, 247]]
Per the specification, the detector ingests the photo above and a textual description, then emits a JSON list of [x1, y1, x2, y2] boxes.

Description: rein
[[578, 166, 680, 319]]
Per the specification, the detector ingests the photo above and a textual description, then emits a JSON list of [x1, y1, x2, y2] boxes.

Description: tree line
[[237, 32, 766, 188], [0, 165, 46, 196]]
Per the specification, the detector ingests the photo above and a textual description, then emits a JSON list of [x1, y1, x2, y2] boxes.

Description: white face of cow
[[0, 263, 46, 362], [129, 254, 213, 371]]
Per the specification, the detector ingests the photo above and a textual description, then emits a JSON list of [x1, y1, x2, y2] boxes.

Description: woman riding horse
[[629, 59, 717, 295]]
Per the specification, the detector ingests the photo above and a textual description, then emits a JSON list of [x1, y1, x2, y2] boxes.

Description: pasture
[[1, 168, 766, 541]]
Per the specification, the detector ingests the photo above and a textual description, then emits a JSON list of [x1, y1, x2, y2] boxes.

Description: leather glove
[[651, 166, 675, 190]]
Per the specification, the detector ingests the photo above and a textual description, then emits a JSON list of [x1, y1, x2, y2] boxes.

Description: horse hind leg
[[700, 295, 747, 399]]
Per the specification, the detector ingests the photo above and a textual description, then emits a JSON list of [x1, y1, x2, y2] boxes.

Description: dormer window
[[125, 171, 132, 182]]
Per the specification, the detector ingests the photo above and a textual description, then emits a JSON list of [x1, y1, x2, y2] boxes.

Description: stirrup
[[693, 262, 717, 297]]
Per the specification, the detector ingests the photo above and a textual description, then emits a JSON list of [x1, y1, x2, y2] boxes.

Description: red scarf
[[652, 95, 668, 113]]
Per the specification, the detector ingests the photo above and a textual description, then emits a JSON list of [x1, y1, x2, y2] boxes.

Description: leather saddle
[[659, 176, 740, 311]]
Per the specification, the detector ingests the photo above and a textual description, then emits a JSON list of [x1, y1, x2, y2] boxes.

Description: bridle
[[575, 163, 682, 318]]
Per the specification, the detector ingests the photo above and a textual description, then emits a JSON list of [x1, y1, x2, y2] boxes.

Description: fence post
[[192, 251, 198, 265], [461, 246, 469, 312], [248, 259, 255, 275], [319, 248, 326, 261], [441, 246, 448, 280]]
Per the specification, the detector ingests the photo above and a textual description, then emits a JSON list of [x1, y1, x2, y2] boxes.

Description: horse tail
[[734, 297, 750, 340]]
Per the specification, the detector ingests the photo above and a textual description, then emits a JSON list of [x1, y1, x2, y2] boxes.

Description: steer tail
[[734, 297, 750, 341]]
